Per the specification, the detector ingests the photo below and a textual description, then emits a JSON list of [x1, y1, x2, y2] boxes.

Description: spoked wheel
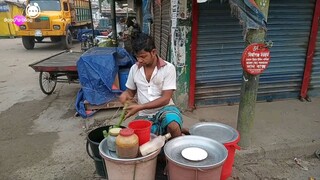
[[39, 72, 57, 95]]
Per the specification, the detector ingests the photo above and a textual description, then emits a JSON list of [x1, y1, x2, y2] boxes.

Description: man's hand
[[119, 90, 134, 104], [124, 104, 143, 119], [119, 93, 131, 104]]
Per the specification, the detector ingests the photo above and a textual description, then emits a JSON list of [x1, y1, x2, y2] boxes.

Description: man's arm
[[124, 89, 174, 119], [119, 88, 137, 104]]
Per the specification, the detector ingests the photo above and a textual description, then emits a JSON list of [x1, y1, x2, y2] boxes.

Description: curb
[[235, 139, 320, 160]]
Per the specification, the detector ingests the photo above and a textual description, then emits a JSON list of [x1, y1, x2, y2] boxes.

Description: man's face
[[135, 49, 156, 67]]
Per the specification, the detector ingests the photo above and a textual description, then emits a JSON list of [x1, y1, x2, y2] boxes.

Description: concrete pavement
[[183, 97, 320, 160], [182, 97, 320, 179]]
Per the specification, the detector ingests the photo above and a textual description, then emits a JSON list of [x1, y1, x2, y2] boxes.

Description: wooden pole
[[237, 0, 270, 148], [110, 0, 117, 43]]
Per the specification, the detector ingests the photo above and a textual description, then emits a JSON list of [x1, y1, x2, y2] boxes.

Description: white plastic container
[[140, 133, 171, 156]]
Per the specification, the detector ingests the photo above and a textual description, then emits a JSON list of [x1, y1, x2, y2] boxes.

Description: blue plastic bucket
[[119, 69, 129, 91]]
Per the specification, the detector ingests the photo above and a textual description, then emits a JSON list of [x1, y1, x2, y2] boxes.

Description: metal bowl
[[190, 122, 239, 144], [164, 135, 227, 169]]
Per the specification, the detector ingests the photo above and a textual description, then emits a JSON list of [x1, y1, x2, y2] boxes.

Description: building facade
[[149, 0, 320, 110]]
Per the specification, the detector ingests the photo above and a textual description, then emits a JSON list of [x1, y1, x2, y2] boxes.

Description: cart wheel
[[39, 72, 57, 95]]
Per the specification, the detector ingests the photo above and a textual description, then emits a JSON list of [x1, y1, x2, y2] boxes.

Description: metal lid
[[190, 122, 239, 144], [164, 135, 227, 169]]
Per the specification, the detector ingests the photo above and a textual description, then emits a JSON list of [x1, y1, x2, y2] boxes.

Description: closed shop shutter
[[262, 0, 315, 101], [195, 1, 245, 105], [152, 2, 161, 52], [195, 0, 315, 106], [151, 0, 170, 59], [308, 20, 320, 97], [160, 0, 170, 59]]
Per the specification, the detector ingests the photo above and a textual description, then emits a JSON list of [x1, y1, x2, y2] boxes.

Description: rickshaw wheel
[[39, 72, 57, 95]]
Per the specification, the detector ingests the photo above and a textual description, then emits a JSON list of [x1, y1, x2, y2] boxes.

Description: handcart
[[29, 50, 82, 95]]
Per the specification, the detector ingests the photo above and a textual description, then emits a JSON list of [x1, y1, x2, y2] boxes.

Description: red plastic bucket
[[221, 132, 240, 180], [128, 120, 152, 145]]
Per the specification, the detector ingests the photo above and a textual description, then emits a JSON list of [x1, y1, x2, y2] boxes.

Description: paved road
[[0, 38, 97, 179]]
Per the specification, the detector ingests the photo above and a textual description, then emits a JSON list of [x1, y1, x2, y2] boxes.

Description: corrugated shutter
[[151, 0, 170, 59], [308, 19, 320, 97], [195, 0, 315, 106], [152, 2, 161, 52], [196, 1, 245, 105], [160, 0, 170, 59], [261, 0, 315, 101]]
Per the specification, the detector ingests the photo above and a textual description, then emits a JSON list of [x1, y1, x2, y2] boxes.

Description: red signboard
[[241, 43, 270, 75]]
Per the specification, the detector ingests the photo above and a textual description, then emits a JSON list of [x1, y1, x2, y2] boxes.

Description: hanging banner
[[241, 43, 270, 75]]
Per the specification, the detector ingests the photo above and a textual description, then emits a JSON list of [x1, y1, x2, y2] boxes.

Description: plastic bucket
[[164, 135, 228, 180], [87, 126, 111, 159], [86, 125, 125, 177], [128, 120, 152, 145], [190, 122, 240, 180], [119, 68, 129, 91], [93, 156, 106, 178], [99, 134, 160, 180], [221, 135, 240, 180]]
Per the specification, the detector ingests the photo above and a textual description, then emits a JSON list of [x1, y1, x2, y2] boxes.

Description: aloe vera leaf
[[116, 103, 128, 127], [103, 130, 109, 138]]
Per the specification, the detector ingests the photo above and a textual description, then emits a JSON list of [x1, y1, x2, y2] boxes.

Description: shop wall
[[192, 0, 316, 107], [170, 0, 192, 110], [150, 0, 192, 110]]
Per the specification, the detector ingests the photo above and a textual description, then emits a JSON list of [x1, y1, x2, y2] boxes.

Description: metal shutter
[[260, 0, 315, 101], [196, 1, 245, 105], [151, 0, 170, 59], [195, 0, 315, 106], [152, 1, 161, 52], [160, 0, 170, 59]]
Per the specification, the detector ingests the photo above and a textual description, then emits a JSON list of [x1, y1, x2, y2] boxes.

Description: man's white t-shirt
[[125, 58, 176, 116]]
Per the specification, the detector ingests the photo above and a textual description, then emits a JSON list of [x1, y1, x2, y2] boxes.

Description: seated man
[[119, 32, 183, 138]]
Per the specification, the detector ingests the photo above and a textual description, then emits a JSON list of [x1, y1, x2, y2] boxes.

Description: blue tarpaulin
[[228, 0, 267, 39], [75, 47, 135, 118]]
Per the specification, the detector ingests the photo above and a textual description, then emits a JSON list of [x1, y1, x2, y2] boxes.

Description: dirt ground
[[0, 38, 319, 180]]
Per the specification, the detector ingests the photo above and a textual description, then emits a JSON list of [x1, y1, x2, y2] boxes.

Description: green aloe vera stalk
[[103, 102, 128, 138], [103, 130, 108, 138], [116, 102, 128, 127]]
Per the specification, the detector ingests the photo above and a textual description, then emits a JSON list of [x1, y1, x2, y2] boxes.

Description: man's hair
[[131, 33, 156, 54]]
